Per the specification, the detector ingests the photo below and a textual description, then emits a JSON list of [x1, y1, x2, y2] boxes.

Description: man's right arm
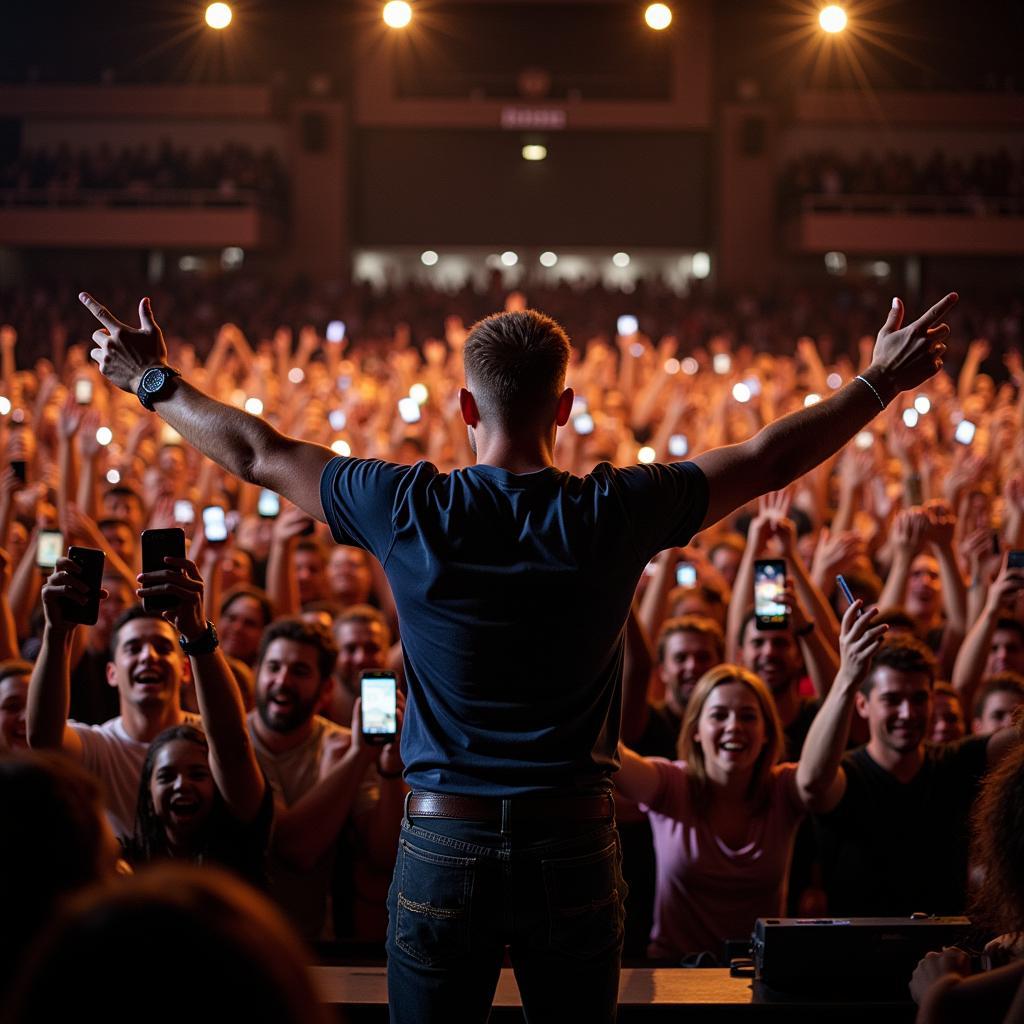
[[79, 293, 334, 523], [26, 558, 85, 757], [692, 294, 957, 530]]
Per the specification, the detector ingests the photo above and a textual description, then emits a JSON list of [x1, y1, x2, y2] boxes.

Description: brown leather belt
[[406, 791, 613, 823]]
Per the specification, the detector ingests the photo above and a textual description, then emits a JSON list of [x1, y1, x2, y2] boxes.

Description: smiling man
[[27, 601, 198, 839], [815, 636, 1019, 916]]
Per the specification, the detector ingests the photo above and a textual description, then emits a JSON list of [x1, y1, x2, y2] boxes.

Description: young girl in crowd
[[616, 602, 887, 961]]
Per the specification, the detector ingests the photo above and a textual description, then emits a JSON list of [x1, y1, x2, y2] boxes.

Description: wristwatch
[[179, 620, 219, 656], [137, 364, 181, 410]]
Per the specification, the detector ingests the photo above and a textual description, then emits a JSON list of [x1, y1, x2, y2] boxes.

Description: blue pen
[[836, 574, 861, 616]]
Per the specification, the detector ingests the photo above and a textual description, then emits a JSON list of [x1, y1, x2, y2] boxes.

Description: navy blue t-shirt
[[320, 457, 708, 796]]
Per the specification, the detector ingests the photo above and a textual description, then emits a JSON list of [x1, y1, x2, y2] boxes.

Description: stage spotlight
[[420, 250, 439, 266], [205, 3, 232, 29], [500, 251, 519, 267], [819, 5, 847, 33], [612, 252, 631, 268], [539, 251, 558, 267], [645, 3, 672, 30], [383, 1, 412, 28], [522, 144, 547, 161]]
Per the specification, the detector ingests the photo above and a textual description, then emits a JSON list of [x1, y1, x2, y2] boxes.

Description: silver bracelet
[[856, 374, 886, 410]]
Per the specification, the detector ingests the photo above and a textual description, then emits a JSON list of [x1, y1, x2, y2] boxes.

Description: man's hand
[[985, 553, 1024, 615], [80, 293, 168, 394], [835, 602, 888, 692], [41, 556, 105, 634], [136, 555, 206, 640], [870, 293, 957, 396], [892, 507, 929, 559]]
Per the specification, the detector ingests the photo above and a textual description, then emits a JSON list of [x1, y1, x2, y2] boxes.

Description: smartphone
[[326, 320, 346, 343], [955, 420, 976, 445], [397, 397, 421, 424], [668, 434, 689, 457], [754, 559, 788, 630], [836, 574, 861, 618], [360, 671, 398, 745], [11, 460, 26, 485], [37, 530, 63, 570], [202, 506, 228, 544], [141, 528, 186, 611], [1008, 551, 1024, 570], [74, 379, 93, 405], [676, 562, 697, 588], [257, 489, 280, 519], [173, 500, 195, 524], [62, 546, 105, 626]]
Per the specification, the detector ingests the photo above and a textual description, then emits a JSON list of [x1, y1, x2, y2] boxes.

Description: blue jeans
[[385, 794, 626, 1024]]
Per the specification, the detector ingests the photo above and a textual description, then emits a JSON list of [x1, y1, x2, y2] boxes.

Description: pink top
[[640, 759, 805, 959]]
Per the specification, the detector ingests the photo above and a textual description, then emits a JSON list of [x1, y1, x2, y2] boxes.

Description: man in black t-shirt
[[816, 636, 1019, 916]]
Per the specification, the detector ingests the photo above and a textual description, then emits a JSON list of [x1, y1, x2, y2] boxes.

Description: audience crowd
[[0, 141, 288, 209], [1, 276, 1023, 1019], [780, 147, 1024, 214]]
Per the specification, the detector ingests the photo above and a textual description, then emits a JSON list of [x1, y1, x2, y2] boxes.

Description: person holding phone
[[616, 602, 887, 961], [80, 288, 956, 1023]]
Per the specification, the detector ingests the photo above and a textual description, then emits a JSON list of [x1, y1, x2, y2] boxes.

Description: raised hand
[[41, 556, 106, 633], [80, 293, 167, 393], [136, 555, 206, 639], [836, 602, 888, 692], [870, 293, 957, 395]]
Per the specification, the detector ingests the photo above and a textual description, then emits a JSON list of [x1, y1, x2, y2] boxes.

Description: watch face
[[142, 367, 166, 393]]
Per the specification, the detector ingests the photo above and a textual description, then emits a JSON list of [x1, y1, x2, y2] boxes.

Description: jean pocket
[[542, 838, 625, 961], [394, 838, 476, 967]]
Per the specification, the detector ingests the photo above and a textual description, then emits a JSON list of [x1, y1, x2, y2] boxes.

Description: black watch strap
[[137, 365, 181, 411], [179, 620, 219, 656]]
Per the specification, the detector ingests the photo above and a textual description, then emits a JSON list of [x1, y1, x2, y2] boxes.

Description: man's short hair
[[219, 586, 274, 626], [0, 659, 33, 684], [335, 604, 392, 648], [97, 517, 133, 535], [933, 681, 959, 700], [974, 673, 1024, 720], [861, 636, 937, 695], [109, 605, 173, 659], [295, 538, 324, 560], [256, 617, 338, 681], [994, 618, 1024, 644], [872, 608, 920, 635], [656, 615, 724, 664], [104, 485, 143, 507], [462, 310, 570, 429], [738, 609, 793, 647], [708, 534, 745, 561]]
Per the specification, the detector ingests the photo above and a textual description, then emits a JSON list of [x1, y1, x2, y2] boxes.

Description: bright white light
[[681, 357, 699, 376], [410, 382, 429, 405], [420, 250, 439, 266], [244, 397, 264, 415], [500, 251, 519, 267], [872, 261, 890, 278], [638, 446, 657, 464], [826, 372, 843, 390], [668, 434, 689, 457], [612, 252, 631, 268], [854, 431, 874, 450], [691, 252, 711, 279], [220, 246, 243, 269], [522, 144, 547, 162], [819, 5, 847, 33], [0, 397, 9, 416], [914, 395, 931, 415], [574, 413, 595, 435], [664, 358, 680, 375], [328, 410, 347, 431], [382, 1, 412, 29], [106, 468, 121, 484], [95, 427, 113, 447], [398, 397, 421, 423], [732, 382, 752, 404], [713, 354, 732, 375], [825, 251, 847, 275], [539, 251, 558, 268], [804, 393, 822, 407], [617, 315, 639, 336], [903, 408, 919, 428], [205, 3, 232, 30], [331, 439, 352, 457], [645, 3, 673, 30], [743, 377, 762, 396], [287, 367, 305, 384]]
